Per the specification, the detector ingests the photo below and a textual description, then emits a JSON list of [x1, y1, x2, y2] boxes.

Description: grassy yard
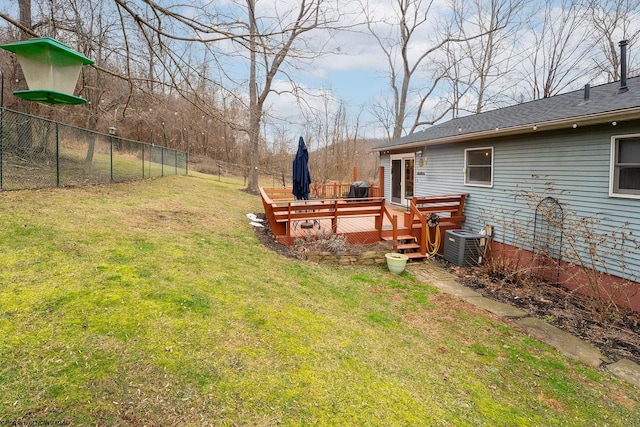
[[0, 174, 638, 426]]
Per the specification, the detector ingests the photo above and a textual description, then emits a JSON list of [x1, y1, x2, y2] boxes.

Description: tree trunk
[[17, 0, 34, 150], [84, 113, 98, 172], [18, 0, 31, 40], [246, 0, 260, 193]]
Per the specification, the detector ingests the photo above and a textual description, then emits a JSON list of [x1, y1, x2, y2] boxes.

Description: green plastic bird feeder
[[0, 37, 94, 105]]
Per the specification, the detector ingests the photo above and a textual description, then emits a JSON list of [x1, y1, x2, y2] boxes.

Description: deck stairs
[[382, 227, 427, 261]]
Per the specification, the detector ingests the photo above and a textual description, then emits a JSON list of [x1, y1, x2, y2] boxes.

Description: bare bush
[[294, 230, 349, 257], [481, 179, 639, 322]]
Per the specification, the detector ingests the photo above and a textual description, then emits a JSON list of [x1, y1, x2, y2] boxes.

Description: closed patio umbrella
[[292, 136, 311, 201], [292, 136, 314, 229]]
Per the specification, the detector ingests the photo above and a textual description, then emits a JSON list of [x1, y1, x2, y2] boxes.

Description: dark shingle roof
[[375, 77, 640, 150]]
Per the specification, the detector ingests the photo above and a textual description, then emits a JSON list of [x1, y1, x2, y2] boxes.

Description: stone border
[[408, 263, 640, 387], [302, 242, 394, 266]]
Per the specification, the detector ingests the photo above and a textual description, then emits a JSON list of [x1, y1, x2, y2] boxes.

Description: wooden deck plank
[[287, 206, 405, 241]]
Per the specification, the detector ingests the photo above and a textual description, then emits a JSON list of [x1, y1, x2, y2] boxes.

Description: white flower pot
[[385, 252, 409, 274]]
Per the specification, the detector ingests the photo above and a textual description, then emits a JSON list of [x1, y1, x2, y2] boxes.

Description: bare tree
[[301, 95, 334, 183], [584, 0, 640, 82], [364, 0, 497, 140], [520, 0, 592, 100], [365, 0, 446, 139], [240, 0, 340, 192], [302, 99, 366, 184], [2, 0, 343, 189], [450, 0, 524, 114], [106, 0, 340, 192]]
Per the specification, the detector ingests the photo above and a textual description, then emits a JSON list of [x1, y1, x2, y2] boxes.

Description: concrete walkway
[[408, 261, 640, 388]]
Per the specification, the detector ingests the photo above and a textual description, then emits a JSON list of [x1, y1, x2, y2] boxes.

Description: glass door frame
[[390, 153, 415, 207]]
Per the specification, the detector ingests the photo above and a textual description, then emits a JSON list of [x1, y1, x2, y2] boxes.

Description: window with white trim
[[611, 136, 640, 197], [464, 147, 493, 187]]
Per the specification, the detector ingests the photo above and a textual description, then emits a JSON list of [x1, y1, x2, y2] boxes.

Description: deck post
[[375, 199, 384, 231], [420, 214, 427, 255], [286, 202, 293, 239], [392, 215, 398, 242], [331, 199, 339, 233]]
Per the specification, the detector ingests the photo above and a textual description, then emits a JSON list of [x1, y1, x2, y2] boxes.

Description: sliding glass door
[[390, 154, 414, 206]]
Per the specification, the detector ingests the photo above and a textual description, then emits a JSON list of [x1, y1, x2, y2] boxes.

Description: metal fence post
[[109, 134, 113, 182], [141, 143, 145, 178], [0, 71, 3, 189], [55, 122, 60, 187], [161, 147, 164, 177], [0, 108, 3, 190], [174, 150, 177, 175]]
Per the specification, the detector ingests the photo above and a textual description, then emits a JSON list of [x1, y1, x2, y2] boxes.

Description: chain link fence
[[190, 156, 295, 189], [0, 108, 187, 190]]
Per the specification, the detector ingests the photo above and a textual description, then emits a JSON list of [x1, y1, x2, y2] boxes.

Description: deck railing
[[260, 187, 397, 246], [261, 189, 469, 253], [310, 182, 382, 199], [263, 182, 382, 201], [404, 194, 468, 255]]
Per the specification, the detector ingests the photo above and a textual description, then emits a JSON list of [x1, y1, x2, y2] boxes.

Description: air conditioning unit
[[443, 229, 486, 267]]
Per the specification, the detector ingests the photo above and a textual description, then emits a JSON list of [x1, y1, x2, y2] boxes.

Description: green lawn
[[0, 174, 638, 426]]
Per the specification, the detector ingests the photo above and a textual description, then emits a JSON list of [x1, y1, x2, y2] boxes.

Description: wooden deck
[[286, 206, 406, 240], [260, 187, 403, 246], [260, 187, 468, 258]]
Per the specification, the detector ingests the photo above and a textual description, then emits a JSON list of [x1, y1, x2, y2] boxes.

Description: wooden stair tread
[[382, 234, 415, 241], [396, 243, 420, 250], [406, 252, 427, 260]]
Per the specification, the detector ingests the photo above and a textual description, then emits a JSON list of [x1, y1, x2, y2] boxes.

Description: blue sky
[[2, 0, 639, 146], [0, 0, 521, 141]]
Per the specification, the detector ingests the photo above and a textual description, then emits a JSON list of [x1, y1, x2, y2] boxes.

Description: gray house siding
[[381, 121, 640, 280], [380, 155, 391, 203]]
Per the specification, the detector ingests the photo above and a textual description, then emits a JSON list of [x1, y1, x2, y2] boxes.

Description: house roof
[[373, 76, 640, 152]]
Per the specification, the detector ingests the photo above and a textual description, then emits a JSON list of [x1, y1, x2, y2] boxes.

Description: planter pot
[[385, 252, 409, 274]]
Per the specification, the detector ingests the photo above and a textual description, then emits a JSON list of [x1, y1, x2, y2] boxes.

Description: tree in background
[[519, 0, 591, 100], [364, 0, 503, 139], [365, 0, 453, 140], [2, 0, 640, 185], [585, 0, 640, 82], [241, 0, 338, 192], [450, 0, 524, 113], [365, 0, 640, 137]]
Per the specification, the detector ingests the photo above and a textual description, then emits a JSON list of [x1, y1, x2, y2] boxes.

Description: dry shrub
[[481, 178, 639, 323]]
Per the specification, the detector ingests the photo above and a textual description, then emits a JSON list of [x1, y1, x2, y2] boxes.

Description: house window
[[611, 136, 640, 197], [465, 147, 493, 187]]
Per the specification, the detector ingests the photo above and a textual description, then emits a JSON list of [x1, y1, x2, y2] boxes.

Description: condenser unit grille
[[443, 230, 485, 267]]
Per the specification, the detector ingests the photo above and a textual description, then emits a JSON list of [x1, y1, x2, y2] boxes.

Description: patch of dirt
[[434, 258, 640, 366], [252, 212, 391, 259], [253, 215, 640, 366]]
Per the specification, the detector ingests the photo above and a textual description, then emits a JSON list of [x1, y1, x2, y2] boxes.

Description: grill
[[348, 181, 369, 198]]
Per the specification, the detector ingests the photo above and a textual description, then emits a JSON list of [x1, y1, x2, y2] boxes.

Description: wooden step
[[382, 234, 415, 242], [396, 242, 421, 251], [406, 252, 427, 260]]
